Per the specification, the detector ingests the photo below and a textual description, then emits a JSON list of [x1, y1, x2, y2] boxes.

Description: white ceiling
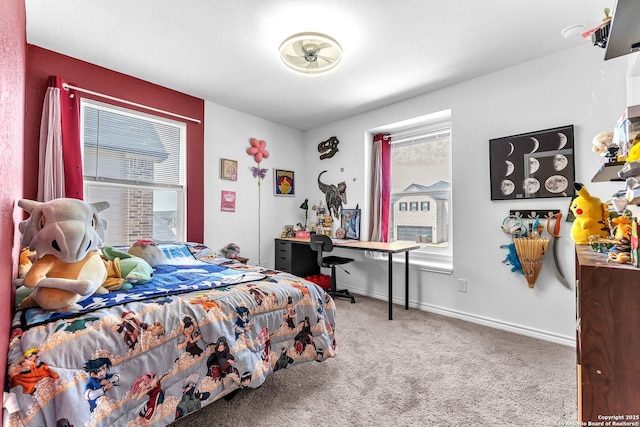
[[25, 0, 614, 131]]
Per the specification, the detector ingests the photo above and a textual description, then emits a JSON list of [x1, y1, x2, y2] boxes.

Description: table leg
[[405, 251, 409, 310], [388, 253, 393, 320]]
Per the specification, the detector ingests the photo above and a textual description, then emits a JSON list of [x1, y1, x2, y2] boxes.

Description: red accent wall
[[25, 46, 205, 242], [0, 0, 26, 412]]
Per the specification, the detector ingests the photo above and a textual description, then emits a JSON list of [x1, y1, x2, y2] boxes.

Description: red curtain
[[57, 76, 83, 199], [37, 76, 83, 201], [368, 133, 391, 242]]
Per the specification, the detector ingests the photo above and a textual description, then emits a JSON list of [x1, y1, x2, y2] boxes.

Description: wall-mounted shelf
[[591, 161, 625, 182], [605, 0, 640, 61], [509, 210, 560, 219]]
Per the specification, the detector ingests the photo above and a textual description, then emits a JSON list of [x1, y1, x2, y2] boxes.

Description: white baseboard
[[354, 289, 577, 348]]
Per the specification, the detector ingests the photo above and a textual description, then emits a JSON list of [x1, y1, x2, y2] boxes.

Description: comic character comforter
[[6, 244, 337, 427]]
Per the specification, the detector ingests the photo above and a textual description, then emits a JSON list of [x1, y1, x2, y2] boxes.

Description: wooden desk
[[275, 237, 420, 320]]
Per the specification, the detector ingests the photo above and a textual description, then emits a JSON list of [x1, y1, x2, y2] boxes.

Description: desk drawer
[[275, 240, 292, 272], [274, 238, 320, 277]]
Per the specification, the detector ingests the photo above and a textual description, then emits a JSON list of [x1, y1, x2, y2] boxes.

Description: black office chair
[[309, 234, 356, 303]]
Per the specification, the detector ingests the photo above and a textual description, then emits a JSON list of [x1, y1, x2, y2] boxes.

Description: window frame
[[368, 110, 453, 274], [80, 99, 187, 245]]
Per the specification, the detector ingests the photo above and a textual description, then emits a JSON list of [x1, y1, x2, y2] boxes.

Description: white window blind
[[83, 102, 184, 189], [81, 99, 186, 245]]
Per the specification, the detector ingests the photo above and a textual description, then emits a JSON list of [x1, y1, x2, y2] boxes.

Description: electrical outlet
[[457, 279, 467, 293]]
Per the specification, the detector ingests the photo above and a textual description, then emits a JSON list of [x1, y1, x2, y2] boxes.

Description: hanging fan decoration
[[513, 237, 550, 288], [279, 32, 343, 74]]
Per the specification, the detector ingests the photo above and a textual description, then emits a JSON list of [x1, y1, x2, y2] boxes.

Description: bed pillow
[[184, 242, 220, 263], [159, 242, 205, 265]]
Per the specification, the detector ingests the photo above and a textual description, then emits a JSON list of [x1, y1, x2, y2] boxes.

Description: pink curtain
[[368, 133, 391, 242], [37, 76, 83, 201]]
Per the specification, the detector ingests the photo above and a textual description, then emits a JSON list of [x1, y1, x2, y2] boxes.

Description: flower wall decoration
[[247, 138, 270, 163], [247, 138, 269, 265]]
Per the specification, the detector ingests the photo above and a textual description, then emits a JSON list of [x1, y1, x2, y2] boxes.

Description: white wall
[[203, 103, 306, 266], [301, 44, 628, 345]]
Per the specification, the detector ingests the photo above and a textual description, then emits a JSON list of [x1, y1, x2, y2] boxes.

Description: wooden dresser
[[575, 245, 640, 422]]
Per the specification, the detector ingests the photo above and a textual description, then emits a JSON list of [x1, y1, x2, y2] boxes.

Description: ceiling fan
[[279, 32, 343, 75]]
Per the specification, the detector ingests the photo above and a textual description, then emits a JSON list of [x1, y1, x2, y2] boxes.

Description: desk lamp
[[300, 199, 309, 229]]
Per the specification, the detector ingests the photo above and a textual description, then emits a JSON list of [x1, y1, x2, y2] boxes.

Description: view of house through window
[[389, 115, 451, 256], [81, 100, 186, 246]]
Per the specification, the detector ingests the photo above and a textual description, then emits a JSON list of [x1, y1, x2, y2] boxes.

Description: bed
[[6, 242, 337, 427]]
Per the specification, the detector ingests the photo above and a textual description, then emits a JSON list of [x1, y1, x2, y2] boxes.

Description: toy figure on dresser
[[606, 214, 633, 264], [317, 171, 347, 219], [592, 131, 617, 160], [569, 182, 610, 245]]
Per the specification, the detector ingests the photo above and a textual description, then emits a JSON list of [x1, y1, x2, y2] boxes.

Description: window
[[372, 109, 452, 273], [81, 100, 186, 246]]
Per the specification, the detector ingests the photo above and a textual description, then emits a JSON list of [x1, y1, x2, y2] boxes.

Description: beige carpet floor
[[171, 294, 577, 427]]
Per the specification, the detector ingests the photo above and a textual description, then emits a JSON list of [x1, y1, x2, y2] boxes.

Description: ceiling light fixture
[[279, 32, 342, 75], [561, 23, 586, 39]]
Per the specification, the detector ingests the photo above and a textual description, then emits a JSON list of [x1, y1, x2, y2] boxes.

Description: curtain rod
[[61, 83, 202, 124]]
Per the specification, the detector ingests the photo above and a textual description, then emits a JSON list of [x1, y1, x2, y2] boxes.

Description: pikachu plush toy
[[570, 182, 610, 245]]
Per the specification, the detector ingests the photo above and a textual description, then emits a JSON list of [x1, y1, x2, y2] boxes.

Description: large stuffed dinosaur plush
[[15, 198, 113, 312]]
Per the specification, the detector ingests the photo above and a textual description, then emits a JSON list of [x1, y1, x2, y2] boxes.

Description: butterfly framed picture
[[274, 169, 295, 196]]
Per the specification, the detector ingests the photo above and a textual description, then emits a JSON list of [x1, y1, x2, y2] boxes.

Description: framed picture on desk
[[341, 208, 361, 240]]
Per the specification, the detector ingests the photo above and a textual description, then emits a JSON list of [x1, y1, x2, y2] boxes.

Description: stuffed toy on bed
[[101, 246, 154, 290], [221, 243, 240, 259], [127, 239, 166, 267], [14, 198, 114, 312]]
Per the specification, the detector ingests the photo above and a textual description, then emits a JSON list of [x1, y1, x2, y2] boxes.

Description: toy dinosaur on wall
[[317, 170, 347, 219]]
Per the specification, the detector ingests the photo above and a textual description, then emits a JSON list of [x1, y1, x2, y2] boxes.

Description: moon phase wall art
[[489, 125, 575, 200]]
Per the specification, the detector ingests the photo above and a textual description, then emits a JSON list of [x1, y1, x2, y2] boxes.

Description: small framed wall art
[[274, 169, 295, 196], [489, 125, 575, 200], [220, 158, 238, 181], [220, 190, 236, 212]]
